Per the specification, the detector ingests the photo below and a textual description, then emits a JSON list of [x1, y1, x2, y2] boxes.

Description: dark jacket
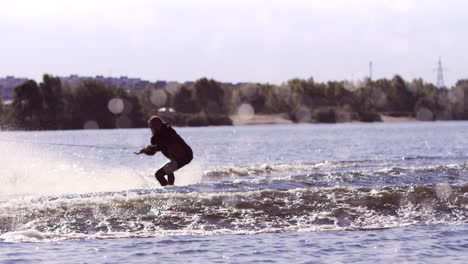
[[150, 123, 193, 165]]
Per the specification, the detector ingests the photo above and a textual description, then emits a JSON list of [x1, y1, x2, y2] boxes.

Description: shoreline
[[230, 114, 419, 126], [379, 115, 418, 123], [0, 115, 444, 132], [230, 114, 293, 126]]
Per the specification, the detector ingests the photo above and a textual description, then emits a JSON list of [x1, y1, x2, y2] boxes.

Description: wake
[[0, 140, 202, 197]]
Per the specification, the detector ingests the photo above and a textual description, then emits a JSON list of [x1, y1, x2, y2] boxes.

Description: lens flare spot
[[83, 120, 99, 129], [150, 89, 167, 107], [108, 98, 124, 115], [295, 106, 311, 123], [416, 107, 433, 121], [237, 103, 254, 121]]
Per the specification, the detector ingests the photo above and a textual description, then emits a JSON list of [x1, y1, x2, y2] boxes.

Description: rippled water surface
[[0, 122, 467, 263]]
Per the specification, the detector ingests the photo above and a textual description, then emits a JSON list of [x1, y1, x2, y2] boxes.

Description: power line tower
[[436, 57, 445, 89], [369, 61, 373, 80]]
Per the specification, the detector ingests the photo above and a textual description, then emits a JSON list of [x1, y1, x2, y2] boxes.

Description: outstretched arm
[[134, 145, 158, 155]]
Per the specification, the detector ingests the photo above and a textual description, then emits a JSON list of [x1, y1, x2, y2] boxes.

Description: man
[[135, 116, 193, 186]]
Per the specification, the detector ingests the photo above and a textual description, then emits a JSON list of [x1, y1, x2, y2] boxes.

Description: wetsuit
[[149, 123, 193, 186]]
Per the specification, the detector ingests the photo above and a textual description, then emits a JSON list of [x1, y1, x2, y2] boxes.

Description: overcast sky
[[1, 0, 466, 86]]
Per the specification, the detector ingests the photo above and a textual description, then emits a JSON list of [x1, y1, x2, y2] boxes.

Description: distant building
[[59, 75, 170, 92], [0, 76, 28, 100], [154, 81, 167, 89], [221, 82, 250, 88], [0, 75, 252, 102], [165, 81, 179, 89]]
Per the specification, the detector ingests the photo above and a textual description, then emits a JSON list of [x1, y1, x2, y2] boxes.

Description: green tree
[[173, 85, 200, 113], [325, 81, 355, 107], [389, 75, 415, 112], [39, 74, 65, 129], [11, 80, 44, 129], [452, 80, 468, 120], [312, 106, 336, 123], [114, 88, 145, 128], [0, 93, 4, 127], [257, 84, 276, 113], [192, 78, 227, 114], [303, 81, 327, 108], [68, 80, 116, 129], [0, 93, 3, 116], [138, 84, 158, 119], [237, 83, 268, 113]]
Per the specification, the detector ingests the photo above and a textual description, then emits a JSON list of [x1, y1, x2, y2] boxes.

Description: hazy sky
[[1, 0, 467, 86]]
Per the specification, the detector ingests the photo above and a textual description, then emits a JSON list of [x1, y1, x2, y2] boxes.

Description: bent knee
[[155, 169, 166, 178], [163, 161, 178, 174]]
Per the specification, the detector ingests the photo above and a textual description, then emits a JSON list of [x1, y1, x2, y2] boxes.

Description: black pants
[[155, 169, 175, 186], [155, 156, 192, 186]]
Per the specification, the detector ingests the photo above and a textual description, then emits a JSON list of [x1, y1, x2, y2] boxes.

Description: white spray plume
[[0, 140, 202, 197]]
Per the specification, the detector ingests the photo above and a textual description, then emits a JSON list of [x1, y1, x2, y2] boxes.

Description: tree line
[[0, 74, 467, 130]]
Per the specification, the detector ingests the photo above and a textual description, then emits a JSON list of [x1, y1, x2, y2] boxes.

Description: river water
[[0, 122, 466, 263]]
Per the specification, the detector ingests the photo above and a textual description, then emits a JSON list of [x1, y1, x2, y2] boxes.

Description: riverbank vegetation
[[0, 74, 467, 130]]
